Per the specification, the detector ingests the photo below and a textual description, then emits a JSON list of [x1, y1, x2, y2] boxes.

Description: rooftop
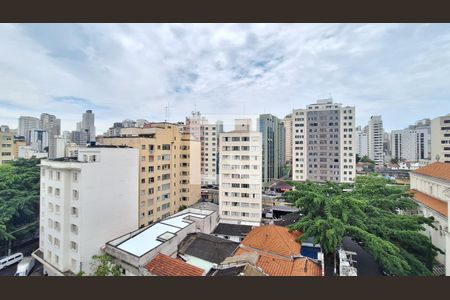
[[411, 162, 450, 182], [410, 189, 448, 217], [109, 211, 211, 257], [212, 223, 253, 236], [232, 225, 323, 276], [239, 225, 301, 257], [273, 212, 302, 227], [145, 253, 204, 276], [178, 232, 239, 264]]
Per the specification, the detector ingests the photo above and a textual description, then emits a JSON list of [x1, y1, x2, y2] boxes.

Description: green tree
[[285, 177, 442, 276], [0, 158, 41, 254], [91, 254, 122, 276], [178, 205, 188, 212]]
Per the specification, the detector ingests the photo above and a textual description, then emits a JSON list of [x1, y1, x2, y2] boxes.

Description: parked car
[[0, 252, 24, 270], [15, 256, 36, 276]]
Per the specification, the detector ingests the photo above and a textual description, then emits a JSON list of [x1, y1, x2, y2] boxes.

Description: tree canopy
[[285, 175, 441, 276], [0, 158, 41, 245]]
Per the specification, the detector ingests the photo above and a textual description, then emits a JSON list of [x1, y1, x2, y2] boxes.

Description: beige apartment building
[[12, 138, 27, 159], [284, 114, 293, 164], [0, 126, 14, 164], [102, 122, 201, 227]]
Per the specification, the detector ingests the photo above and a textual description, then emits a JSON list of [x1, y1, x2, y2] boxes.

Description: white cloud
[[0, 23, 449, 133]]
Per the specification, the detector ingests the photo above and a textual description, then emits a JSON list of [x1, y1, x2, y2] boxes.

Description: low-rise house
[[145, 253, 204, 276], [207, 252, 267, 276], [232, 225, 324, 276], [212, 223, 253, 242], [177, 232, 239, 272], [104, 207, 218, 276], [409, 162, 450, 275]]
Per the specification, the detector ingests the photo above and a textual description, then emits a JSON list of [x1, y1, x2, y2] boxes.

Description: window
[[55, 188, 60, 197], [70, 241, 78, 252], [48, 186, 53, 194], [72, 190, 79, 199], [71, 207, 78, 217], [71, 224, 78, 234], [56, 172, 61, 180], [73, 172, 78, 181]]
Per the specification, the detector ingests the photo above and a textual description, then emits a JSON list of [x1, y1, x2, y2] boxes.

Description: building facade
[[32, 146, 139, 275], [258, 114, 285, 184], [284, 114, 293, 164], [81, 110, 96, 143], [185, 112, 224, 185], [409, 163, 450, 273], [356, 126, 369, 158], [0, 126, 14, 164], [29, 129, 49, 152], [18, 116, 40, 138], [291, 99, 356, 183], [102, 122, 201, 227], [431, 114, 450, 163], [40, 113, 61, 159], [391, 128, 430, 162], [219, 119, 262, 226], [367, 115, 384, 166]]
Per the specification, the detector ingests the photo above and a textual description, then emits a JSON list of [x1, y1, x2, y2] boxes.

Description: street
[[0, 239, 44, 276]]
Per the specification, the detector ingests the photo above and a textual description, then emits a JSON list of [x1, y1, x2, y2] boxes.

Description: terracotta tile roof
[[145, 253, 204, 276], [239, 225, 302, 257], [234, 248, 322, 276], [233, 225, 322, 276], [410, 189, 448, 217], [412, 162, 450, 182]]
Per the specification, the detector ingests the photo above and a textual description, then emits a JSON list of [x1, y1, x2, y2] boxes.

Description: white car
[[0, 252, 23, 270], [15, 257, 36, 276]]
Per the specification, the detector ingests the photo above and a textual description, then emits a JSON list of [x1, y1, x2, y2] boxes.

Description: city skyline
[[1, 23, 450, 133]]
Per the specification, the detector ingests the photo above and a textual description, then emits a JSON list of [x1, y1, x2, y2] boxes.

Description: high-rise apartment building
[[284, 114, 293, 164], [355, 126, 369, 158], [219, 119, 262, 226], [431, 114, 450, 163], [18, 116, 40, 138], [81, 110, 96, 143], [102, 122, 201, 227], [367, 115, 384, 166], [29, 129, 49, 152], [391, 128, 430, 162], [291, 99, 356, 183], [32, 146, 139, 276], [258, 114, 285, 184], [40, 113, 61, 159], [0, 125, 14, 164], [185, 112, 224, 185]]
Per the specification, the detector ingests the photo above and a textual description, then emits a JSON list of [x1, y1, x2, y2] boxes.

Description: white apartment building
[[291, 99, 356, 183], [356, 126, 369, 158], [431, 114, 450, 163], [284, 114, 293, 164], [409, 162, 450, 274], [219, 119, 262, 226], [391, 128, 430, 162], [367, 115, 384, 166], [18, 116, 40, 138], [185, 112, 224, 185], [201, 121, 223, 185], [33, 146, 139, 276]]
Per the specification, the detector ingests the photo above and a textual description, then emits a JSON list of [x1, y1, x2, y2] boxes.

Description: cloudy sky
[[1, 23, 449, 133]]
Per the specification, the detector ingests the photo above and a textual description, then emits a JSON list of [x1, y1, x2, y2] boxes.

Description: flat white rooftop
[[116, 212, 208, 257]]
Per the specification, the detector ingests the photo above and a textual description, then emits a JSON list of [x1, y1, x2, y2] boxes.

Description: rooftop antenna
[[164, 102, 170, 123]]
